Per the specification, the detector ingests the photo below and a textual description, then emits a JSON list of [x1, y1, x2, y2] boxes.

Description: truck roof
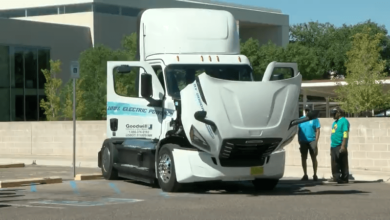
[[137, 8, 240, 60]]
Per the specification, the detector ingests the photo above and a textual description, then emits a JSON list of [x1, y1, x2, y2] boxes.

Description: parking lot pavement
[[1, 173, 390, 220], [0, 165, 101, 181]]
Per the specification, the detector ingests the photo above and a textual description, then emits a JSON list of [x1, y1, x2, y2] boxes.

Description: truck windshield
[[164, 64, 253, 99]]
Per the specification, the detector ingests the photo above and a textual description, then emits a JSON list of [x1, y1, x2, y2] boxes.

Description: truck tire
[[101, 141, 119, 180], [157, 144, 182, 192], [252, 178, 279, 191]]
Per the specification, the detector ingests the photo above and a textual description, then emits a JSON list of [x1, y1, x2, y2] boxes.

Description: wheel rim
[[102, 147, 110, 173], [158, 154, 172, 183]]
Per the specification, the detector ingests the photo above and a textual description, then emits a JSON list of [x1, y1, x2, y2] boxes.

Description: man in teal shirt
[[330, 107, 350, 184], [298, 105, 321, 181]]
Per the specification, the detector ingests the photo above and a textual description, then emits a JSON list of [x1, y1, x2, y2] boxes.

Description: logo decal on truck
[[193, 83, 215, 139], [107, 102, 174, 118], [126, 124, 153, 129], [125, 124, 153, 138]]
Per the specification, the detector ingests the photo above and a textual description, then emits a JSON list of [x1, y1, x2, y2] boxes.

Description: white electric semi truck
[[97, 8, 318, 192]]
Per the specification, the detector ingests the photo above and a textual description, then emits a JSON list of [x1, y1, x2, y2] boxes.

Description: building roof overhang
[[301, 78, 390, 97]]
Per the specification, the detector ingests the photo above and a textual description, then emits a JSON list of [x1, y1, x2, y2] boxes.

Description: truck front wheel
[[252, 179, 279, 191], [101, 142, 119, 180], [157, 144, 182, 192]]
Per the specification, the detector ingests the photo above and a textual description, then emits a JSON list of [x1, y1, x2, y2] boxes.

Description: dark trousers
[[330, 146, 349, 181]]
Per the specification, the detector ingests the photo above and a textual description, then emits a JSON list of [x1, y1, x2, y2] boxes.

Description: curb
[[0, 177, 62, 188], [74, 173, 103, 181], [0, 163, 25, 168]]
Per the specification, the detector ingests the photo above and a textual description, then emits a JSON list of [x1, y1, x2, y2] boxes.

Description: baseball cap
[[330, 106, 344, 114]]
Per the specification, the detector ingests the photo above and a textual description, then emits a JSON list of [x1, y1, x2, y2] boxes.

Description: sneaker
[[301, 175, 309, 181], [348, 174, 355, 180], [313, 175, 318, 181], [337, 179, 349, 184]]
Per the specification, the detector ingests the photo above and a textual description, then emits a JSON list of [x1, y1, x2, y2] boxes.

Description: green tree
[[58, 33, 138, 121], [77, 44, 127, 120], [60, 79, 85, 120], [240, 38, 264, 80], [289, 22, 337, 76], [120, 32, 138, 60], [335, 27, 389, 116], [284, 42, 321, 80], [289, 20, 390, 77], [40, 59, 63, 121], [240, 38, 320, 80]]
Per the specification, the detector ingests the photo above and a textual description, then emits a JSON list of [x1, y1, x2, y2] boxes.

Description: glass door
[[0, 45, 11, 121], [11, 47, 25, 121], [10, 47, 38, 121]]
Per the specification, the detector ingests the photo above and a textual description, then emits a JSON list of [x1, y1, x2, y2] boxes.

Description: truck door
[[106, 61, 165, 140]]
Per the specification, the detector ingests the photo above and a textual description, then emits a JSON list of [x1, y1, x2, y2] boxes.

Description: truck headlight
[[189, 125, 211, 151]]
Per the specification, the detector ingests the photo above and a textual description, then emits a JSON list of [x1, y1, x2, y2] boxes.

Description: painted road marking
[[30, 198, 143, 207], [159, 191, 194, 198], [160, 192, 170, 198], [69, 181, 79, 195], [109, 183, 121, 194], [30, 183, 37, 192]]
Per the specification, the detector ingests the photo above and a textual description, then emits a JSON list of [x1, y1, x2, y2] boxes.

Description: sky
[[224, 0, 389, 32]]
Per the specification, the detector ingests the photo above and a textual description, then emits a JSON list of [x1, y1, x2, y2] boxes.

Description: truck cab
[[98, 8, 318, 192]]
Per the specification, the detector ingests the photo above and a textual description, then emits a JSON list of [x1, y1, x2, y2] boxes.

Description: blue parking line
[[30, 184, 37, 192], [69, 181, 79, 195], [31, 198, 143, 207], [160, 191, 169, 198], [109, 183, 121, 194]]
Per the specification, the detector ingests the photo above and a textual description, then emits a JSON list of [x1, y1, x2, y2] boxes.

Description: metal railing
[[175, 0, 283, 13]]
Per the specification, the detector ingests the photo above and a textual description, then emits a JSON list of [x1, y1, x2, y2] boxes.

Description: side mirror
[[117, 65, 132, 74], [141, 73, 153, 98], [289, 110, 320, 129], [194, 111, 217, 132]]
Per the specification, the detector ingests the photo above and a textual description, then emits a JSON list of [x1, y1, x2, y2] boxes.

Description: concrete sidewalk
[[1, 156, 390, 183]]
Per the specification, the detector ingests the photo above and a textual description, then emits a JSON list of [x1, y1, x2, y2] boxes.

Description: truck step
[[113, 163, 155, 184]]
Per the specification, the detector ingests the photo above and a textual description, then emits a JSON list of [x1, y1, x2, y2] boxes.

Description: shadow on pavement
[[0, 189, 26, 204], [124, 179, 372, 196], [186, 180, 371, 196], [352, 180, 384, 184]]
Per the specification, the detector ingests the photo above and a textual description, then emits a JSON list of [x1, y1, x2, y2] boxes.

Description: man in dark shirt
[[330, 107, 350, 184]]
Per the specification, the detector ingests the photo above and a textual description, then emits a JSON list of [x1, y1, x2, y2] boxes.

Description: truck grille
[[219, 138, 282, 167]]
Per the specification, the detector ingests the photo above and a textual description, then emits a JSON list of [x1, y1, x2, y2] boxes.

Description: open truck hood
[[180, 71, 301, 159]]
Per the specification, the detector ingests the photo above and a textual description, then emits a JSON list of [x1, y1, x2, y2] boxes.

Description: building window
[[27, 6, 58, 17], [58, 6, 65, 14], [94, 3, 120, 15], [0, 9, 25, 18], [0, 4, 142, 18], [65, 3, 93, 14], [0, 45, 51, 122], [121, 7, 142, 17], [38, 49, 50, 90]]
